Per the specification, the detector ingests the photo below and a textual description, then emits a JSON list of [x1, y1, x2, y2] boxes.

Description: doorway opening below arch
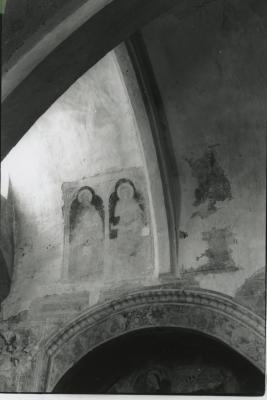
[[53, 327, 264, 394]]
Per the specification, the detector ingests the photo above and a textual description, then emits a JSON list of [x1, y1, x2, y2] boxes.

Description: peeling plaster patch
[[235, 267, 265, 318], [191, 227, 239, 275], [186, 146, 232, 218], [3, 310, 28, 324], [29, 291, 89, 321], [179, 230, 188, 239], [179, 270, 200, 288]]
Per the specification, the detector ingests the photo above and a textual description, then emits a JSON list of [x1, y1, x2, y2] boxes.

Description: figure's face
[[77, 188, 93, 206], [117, 182, 134, 200]]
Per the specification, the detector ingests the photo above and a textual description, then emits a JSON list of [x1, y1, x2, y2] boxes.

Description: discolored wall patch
[[235, 267, 265, 318], [193, 227, 239, 275], [186, 147, 232, 219]]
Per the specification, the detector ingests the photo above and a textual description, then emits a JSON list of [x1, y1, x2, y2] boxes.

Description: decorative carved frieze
[[27, 288, 265, 392]]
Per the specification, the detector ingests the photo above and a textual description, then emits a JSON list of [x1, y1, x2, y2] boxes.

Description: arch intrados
[[55, 325, 262, 378]]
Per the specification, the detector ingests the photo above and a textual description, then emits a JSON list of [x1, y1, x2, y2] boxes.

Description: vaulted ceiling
[[1, 0, 184, 160], [1, 0, 265, 329], [2, 0, 81, 64]]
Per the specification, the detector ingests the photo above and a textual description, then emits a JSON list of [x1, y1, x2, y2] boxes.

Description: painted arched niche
[[20, 288, 265, 392]]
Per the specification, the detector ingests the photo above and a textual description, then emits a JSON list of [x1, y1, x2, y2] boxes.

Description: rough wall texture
[[2, 0, 86, 64], [142, 0, 266, 304], [1, 50, 165, 322], [0, 0, 266, 391], [0, 48, 171, 391], [235, 267, 265, 318]]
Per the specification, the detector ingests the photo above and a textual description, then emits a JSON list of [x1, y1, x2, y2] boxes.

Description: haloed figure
[[75, 188, 102, 238], [69, 187, 104, 280], [115, 181, 143, 235], [111, 181, 148, 256]]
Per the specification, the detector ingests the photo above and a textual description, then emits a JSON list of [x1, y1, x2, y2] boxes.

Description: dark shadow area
[[0, 251, 11, 307], [126, 34, 181, 271], [1, 0, 180, 160], [53, 327, 265, 394]]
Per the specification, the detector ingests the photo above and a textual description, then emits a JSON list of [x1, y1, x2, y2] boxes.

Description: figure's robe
[[114, 198, 144, 256], [69, 206, 104, 279]]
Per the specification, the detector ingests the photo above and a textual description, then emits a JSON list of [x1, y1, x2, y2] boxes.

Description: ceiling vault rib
[[126, 33, 180, 275]]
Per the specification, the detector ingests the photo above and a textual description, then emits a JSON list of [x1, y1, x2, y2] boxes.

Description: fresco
[[62, 168, 153, 283], [68, 187, 104, 280], [182, 227, 240, 276], [186, 146, 232, 219], [235, 267, 265, 318], [108, 178, 151, 279], [108, 363, 240, 394], [109, 179, 148, 244]]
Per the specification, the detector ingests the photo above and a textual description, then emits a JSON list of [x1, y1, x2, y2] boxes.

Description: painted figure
[[109, 179, 148, 256], [69, 186, 104, 279]]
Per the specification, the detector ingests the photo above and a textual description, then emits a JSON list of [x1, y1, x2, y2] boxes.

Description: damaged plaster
[[235, 267, 265, 317], [195, 227, 239, 274], [186, 147, 232, 219]]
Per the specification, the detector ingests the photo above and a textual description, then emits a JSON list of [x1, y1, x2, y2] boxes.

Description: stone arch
[[24, 288, 265, 392], [2, 0, 179, 160]]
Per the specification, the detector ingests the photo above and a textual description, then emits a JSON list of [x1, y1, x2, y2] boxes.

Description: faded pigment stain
[[235, 267, 265, 318], [186, 147, 232, 219], [193, 227, 239, 275]]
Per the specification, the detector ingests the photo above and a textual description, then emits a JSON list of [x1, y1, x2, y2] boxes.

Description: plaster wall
[[0, 1, 265, 392], [2, 0, 111, 65], [142, 0, 266, 311], [1, 50, 167, 320]]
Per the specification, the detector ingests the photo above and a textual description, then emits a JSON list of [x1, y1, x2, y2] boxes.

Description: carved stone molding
[[21, 288, 265, 392]]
